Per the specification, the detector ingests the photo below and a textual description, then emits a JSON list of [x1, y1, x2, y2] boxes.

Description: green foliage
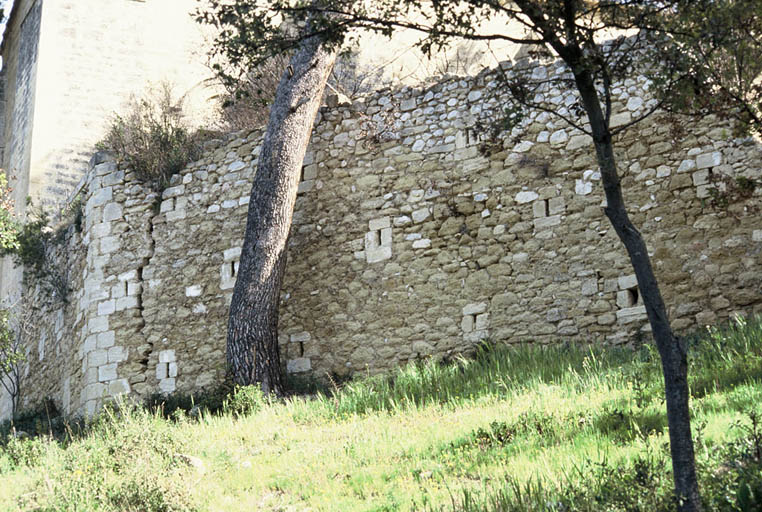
[[0, 317, 761, 510], [315, 341, 635, 417], [437, 408, 762, 512], [144, 385, 231, 419], [9, 207, 48, 272], [0, 434, 49, 473], [0, 399, 71, 444], [144, 375, 328, 421], [222, 385, 267, 417], [197, 0, 762, 142], [0, 310, 23, 378], [212, 53, 291, 131], [98, 84, 205, 193], [453, 413, 562, 452], [0, 172, 18, 254], [704, 174, 760, 210], [13, 402, 195, 511], [645, 0, 762, 137], [0, 310, 25, 416], [0, 177, 81, 306], [0, 205, 68, 302], [58, 194, 84, 234]]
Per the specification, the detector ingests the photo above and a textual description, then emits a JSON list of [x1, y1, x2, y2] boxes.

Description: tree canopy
[[646, 0, 762, 136], [198, 0, 762, 137]]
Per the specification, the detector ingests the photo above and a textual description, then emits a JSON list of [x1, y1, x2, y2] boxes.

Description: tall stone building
[[0, 0, 216, 297]]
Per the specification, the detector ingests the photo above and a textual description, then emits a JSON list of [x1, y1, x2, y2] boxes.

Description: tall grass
[[315, 343, 630, 417], [314, 315, 762, 419], [2, 403, 196, 511], [0, 315, 760, 512], [420, 316, 762, 512]]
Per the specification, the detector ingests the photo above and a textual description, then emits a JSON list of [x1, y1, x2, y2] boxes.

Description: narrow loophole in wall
[[299, 341, 305, 357], [231, 261, 238, 278], [617, 285, 641, 309]]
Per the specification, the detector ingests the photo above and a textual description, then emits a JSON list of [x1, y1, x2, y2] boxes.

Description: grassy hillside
[[1, 317, 762, 511]]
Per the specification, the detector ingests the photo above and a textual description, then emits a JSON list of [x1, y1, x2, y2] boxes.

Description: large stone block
[[581, 278, 598, 296], [287, 358, 311, 373], [367, 246, 392, 264], [102, 202, 123, 222], [412, 208, 431, 223], [98, 363, 118, 382], [100, 236, 120, 254], [97, 331, 116, 349], [116, 296, 139, 311], [97, 300, 115, 316], [159, 378, 176, 394], [515, 190, 539, 204], [463, 303, 487, 315], [88, 349, 108, 368], [533, 215, 561, 230], [159, 350, 176, 363], [696, 152, 722, 169], [84, 383, 106, 402], [108, 346, 127, 363], [88, 316, 109, 334], [90, 187, 113, 207], [615, 305, 647, 320], [185, 285, 203, 297], [108, 379, 131, 397], [369, 217, 391, 231], [618, 274, 638, 290]]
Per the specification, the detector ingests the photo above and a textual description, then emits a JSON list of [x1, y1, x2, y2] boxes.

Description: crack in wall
[[135, 197, 158, 384]]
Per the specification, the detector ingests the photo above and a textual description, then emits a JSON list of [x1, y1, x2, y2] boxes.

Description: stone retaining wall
[[9, 59, 762, 418]]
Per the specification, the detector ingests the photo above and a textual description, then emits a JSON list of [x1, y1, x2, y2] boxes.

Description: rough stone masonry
[[7, 57, 762, 419]]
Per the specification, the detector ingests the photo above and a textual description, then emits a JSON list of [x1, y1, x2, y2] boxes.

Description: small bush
[[14, 402, 195, 512], [223, 385, 267, 417], [0, 171, 17, 253], [213, 53, 291, 131], [144, 385, 231, 419], [0, 398, 81, 445], [1, 435, 49, 472], [0, 310, 25, 416], [98, 83, 205, 192], [0, 205, 69, 302], [213, 51, 390, 131]]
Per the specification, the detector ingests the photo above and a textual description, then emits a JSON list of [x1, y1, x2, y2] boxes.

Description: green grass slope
[[1, 316, 762, 511]]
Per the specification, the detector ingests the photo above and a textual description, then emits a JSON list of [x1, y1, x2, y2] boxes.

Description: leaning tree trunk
[[573, 68, 702, 511], [227, 34, 338, 394]]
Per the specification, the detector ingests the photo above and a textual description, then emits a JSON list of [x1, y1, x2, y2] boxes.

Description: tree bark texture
[[227, 34, 337, 394], [572, 66, 702, 512]]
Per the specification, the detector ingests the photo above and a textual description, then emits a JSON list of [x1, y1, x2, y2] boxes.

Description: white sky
[[0, 0, 13, 44]]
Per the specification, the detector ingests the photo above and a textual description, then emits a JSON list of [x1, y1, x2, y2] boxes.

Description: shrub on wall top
[[98, 83, 207, 193]]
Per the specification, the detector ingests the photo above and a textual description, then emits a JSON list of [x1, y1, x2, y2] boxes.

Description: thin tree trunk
[[573, 67, 702, 512], [227, 33, 338, 394]]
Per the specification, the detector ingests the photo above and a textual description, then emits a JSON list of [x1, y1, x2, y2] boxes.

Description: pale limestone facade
[[2, 57, 762, 420], [0, 0, 216, 300]]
